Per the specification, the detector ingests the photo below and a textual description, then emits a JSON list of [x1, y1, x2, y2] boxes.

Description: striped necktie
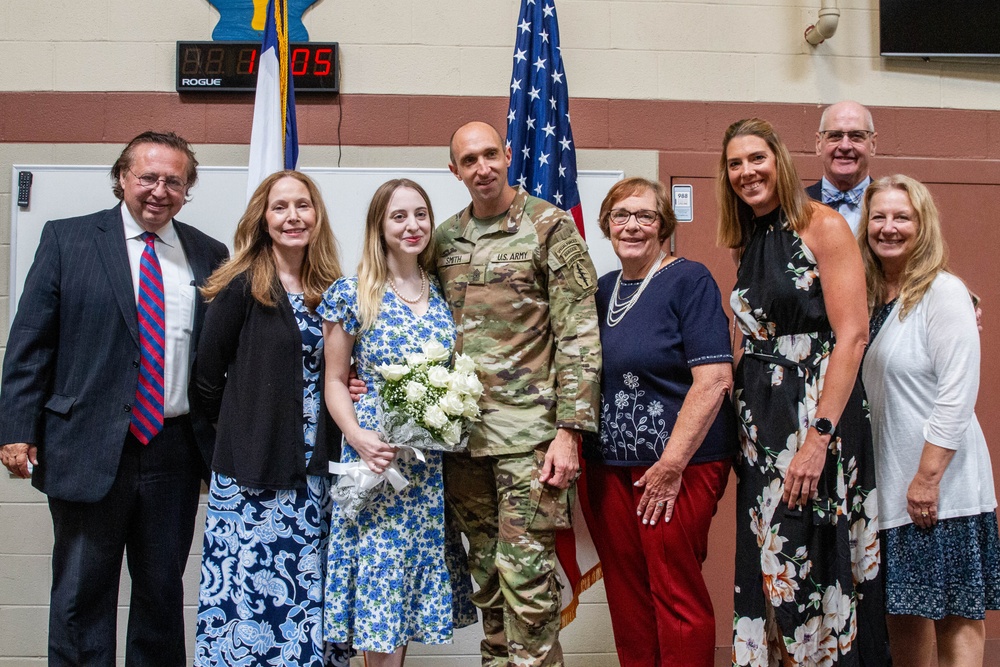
[[131, 232, 165, 445]]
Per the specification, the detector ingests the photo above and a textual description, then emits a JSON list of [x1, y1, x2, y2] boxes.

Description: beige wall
[[2, 0, 1000, 108]]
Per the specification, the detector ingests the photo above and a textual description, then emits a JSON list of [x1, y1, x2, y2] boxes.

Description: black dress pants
[[46, 418, 201, 667]]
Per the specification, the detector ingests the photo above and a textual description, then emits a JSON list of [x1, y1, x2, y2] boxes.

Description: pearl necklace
[[388, 267, 427, 304], [606, 251, 667, 328]]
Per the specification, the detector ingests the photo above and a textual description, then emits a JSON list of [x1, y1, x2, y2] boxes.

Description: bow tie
[[822, 184, 865, 208]]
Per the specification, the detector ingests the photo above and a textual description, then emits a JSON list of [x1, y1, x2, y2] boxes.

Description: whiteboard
[[9, 166, 623, 325]]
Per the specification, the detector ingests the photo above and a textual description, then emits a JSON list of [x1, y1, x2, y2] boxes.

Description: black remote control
[[17, 171, 32, 207]]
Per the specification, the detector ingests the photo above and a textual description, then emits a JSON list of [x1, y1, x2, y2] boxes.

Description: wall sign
[[672, 184, 693, 222], [207, 0, 318, 41]]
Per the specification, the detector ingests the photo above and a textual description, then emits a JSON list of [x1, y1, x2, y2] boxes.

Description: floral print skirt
[[195, 474, 351, 667], [732, 333, 888, 666], [883, 511, 1000, 620], [324, 447, 476, 653]]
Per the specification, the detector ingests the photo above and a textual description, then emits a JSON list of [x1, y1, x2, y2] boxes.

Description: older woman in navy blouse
[[582, 177, 737, 667]]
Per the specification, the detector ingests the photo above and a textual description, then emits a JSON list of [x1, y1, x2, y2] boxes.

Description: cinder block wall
[[3, 0, 1000, 107]]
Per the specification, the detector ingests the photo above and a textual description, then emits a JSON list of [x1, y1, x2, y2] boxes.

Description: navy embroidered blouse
[[595, 258, 738, 465]]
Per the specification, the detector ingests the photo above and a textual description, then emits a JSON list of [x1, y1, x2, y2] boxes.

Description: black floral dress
[[730, 208, 886, 667]]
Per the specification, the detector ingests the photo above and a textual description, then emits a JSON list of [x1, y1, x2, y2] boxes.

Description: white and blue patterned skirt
[[195, 293, 351, 666], [883, 511, 1000, 620]]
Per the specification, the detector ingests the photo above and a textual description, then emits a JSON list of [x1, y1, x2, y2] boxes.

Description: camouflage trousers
[[443, 447, 574, 667]]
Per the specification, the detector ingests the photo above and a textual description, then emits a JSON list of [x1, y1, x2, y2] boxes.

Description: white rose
[[448, 373, 470, 394], [462, 396, 481, 419], [423, 404, 449, 430], [464, 373, 484, 398], [422, 340, 450, 363], [441, 420, 462, 446], [377, 363, 409, 381], [449, 372, 484, 397], [405, 351, 428, 367], [404, 380, 427, 403], [454, 354, 476, 375], [438, 391, 465, 416], [427, 365, 451, 388]]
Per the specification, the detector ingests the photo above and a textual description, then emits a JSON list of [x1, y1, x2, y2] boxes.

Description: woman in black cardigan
[[192, 171, 349, 667]]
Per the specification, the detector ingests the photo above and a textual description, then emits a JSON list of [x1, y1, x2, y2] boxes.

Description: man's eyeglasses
[[129, 168, 187, 193], [819, 130, 874, 145], [608, 209, 660, 226]]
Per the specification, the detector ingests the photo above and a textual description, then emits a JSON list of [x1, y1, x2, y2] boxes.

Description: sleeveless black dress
[[730, 208, 887, 667]]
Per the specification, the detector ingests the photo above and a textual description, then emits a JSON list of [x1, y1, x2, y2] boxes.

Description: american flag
[[506, 0, 585, 238], [506, 0, 602, 627]]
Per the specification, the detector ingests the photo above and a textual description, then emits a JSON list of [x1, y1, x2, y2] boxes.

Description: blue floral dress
[[318, 276, 475, 653], [195, 294, 350, 667]]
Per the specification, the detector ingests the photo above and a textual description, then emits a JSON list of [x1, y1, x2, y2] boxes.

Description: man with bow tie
[[805, 100, 877, 233]]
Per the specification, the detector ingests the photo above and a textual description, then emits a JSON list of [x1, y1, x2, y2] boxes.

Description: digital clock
[[176, 41, 339, 93]]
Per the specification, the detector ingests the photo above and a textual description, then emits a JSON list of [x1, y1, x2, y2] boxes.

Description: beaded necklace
[[387, 267, 427, 304], [606, 251, 666, 328]]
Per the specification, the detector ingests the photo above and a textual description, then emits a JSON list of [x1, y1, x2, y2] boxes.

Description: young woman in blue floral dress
[[193, 171, 351, 666], [718, 119, 887, 666], [320, 179, 475, 666]]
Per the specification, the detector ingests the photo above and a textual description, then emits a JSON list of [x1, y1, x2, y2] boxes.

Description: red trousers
[[584, 459, 731, 667]]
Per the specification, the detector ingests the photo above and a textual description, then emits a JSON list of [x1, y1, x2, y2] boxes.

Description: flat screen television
[[880, 0, 1000, 57]]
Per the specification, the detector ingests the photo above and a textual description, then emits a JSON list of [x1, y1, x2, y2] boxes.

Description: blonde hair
[[858, 174, 949, 319], [716, 118, 811, 249], [201, 170, 342, 310], [356, 179, 437, 329]]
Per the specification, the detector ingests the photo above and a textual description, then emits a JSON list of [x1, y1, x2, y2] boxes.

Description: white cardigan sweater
[[862, 272, 997, 530]]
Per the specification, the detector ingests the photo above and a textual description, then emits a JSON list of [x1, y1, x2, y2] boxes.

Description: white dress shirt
[[821, 175, 871, 235], [122, 205, 196, 418]]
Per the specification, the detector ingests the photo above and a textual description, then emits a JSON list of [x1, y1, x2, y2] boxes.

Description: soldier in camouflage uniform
[[437, 121, 602, 666]]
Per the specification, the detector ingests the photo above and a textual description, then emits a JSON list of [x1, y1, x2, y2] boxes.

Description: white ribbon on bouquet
[[328, 445, 426, 521]]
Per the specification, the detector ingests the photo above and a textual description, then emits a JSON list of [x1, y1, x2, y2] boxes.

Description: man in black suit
[[805, 100, 877, 234], [0, 131, 228, 666]]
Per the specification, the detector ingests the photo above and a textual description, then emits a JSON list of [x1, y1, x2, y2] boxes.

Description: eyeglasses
[[608, 209, 660, 226], [819, 130, 874, 145], [129, 168, 187, 193]]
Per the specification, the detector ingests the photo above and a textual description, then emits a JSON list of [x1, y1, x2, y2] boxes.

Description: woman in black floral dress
[[717, 118, 887, 666]]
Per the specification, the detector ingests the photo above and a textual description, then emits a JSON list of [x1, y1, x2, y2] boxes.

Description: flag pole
[[246, 0, 298, 201], [505, 0, 602, 627]]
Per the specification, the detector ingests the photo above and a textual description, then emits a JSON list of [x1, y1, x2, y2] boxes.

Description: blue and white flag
[[506, 0, 584, 237], [247, 0, 298, 200]]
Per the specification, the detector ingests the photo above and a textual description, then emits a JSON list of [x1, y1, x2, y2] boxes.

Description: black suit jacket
[[0, 206, 228, 502], [805, 180, 823, 201]]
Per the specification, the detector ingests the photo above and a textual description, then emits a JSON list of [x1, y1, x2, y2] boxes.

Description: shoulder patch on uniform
[[570, 260, 595, 291], [549, 238, 597, 295], [548, 238, 586, 269]]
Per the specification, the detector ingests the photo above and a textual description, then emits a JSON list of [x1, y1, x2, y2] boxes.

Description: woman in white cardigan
[[860, 174, 999, 667]]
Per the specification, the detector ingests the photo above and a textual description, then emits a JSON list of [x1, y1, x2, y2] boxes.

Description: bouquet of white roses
[[330, 340, 483, 521], [375, 339, 483, 452]]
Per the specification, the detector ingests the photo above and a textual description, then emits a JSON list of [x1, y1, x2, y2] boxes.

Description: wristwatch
[[810, 417, 834, 436]]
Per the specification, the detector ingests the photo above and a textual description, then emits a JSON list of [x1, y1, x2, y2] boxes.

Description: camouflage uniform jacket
[[435, 187, 601, 457]]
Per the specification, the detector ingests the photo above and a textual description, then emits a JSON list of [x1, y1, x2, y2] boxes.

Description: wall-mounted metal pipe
[[805, 0, 840, 46]]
